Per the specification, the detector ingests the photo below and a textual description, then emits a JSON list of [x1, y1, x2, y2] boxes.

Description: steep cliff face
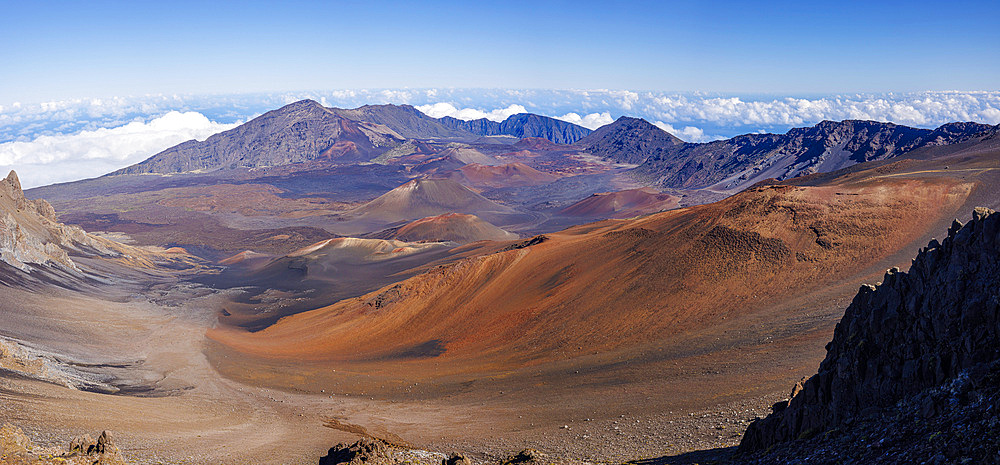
[[740, 207, 1000, 453]]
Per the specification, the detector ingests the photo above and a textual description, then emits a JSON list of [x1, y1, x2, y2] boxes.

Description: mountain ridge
[[439, 113, 592, 144], [628, 119, 998, 190]]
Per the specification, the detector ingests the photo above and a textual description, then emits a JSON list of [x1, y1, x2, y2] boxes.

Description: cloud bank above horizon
[[0, 111, 237, 188], [2, 89, 998, 188]]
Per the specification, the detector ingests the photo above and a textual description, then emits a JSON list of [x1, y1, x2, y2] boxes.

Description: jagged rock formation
[[0, 424, 127, 465], [320, 438, 395, 465], [0, 170, 127, 273], [439, 113, 592, 144], [575, 116, 684, 164], [318, 438, 458, 465], [0, 170, 196, 280], [0, 171, 80, 272], [740, 207, 1000, 454], [632, 120, 997, 190]]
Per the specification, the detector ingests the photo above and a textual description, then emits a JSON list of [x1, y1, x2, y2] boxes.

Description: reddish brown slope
[[559, 187, 680, 218], [446, 162, 559, 188], [370, 213, 518, 244], [210, 174, 971, 372]]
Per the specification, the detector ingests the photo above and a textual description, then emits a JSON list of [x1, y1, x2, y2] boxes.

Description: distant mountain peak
[[575, 116, 683, 164]]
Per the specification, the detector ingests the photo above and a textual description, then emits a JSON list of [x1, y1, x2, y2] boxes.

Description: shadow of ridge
[[630, 446, 736, 465]]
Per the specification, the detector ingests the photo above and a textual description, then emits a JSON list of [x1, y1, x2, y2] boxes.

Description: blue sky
[[1, 1, 999, 188], [2, 1, 998, 103]]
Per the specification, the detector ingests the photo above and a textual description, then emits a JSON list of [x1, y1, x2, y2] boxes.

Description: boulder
[[319, 438, 394, 465], [443, 453, 472, 465]]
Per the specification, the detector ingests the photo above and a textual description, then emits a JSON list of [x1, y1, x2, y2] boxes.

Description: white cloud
[[414, 103, 528, 122], [643, 92, 1000, 128], [653, 121, 716, 143], [555, 112, 613, 130], [0, 111, 237, 188]]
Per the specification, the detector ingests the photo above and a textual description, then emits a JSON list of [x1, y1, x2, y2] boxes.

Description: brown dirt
[[202, 155, 986, 460], [559, 187, 680, 218], [448, 163, 559, 189], [5, 143, 1000, 464], [377, 213, 518, 244]]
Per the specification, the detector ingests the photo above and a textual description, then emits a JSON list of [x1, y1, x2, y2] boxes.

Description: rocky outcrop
[[439, 113, 592, 144], [443, 453, 472, 465], [0, 171, 82, 272], [0, 170, 194, 278], [0, 424, 127, 465], [69, 431, 118, 456], [740, 207, 1000, 452], [320, 438, 394, 465]]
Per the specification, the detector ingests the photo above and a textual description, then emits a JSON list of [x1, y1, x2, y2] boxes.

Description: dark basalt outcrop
[[739, 207, 1000, 453]]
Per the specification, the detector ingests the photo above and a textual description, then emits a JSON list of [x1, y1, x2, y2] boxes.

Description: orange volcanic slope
[[211, 160, 976, 374], [560, 187, 680, 218], [448, 162, 559, 188]]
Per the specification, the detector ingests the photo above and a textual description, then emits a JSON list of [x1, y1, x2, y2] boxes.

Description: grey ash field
[[2, 100, 1000, 464]]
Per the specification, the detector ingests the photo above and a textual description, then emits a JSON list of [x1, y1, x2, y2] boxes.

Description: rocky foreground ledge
[[736, 207, 1000, 463], [0, 424, 126, 465]]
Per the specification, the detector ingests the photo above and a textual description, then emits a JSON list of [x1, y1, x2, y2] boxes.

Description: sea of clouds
[[1, 90, 998, 188]]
